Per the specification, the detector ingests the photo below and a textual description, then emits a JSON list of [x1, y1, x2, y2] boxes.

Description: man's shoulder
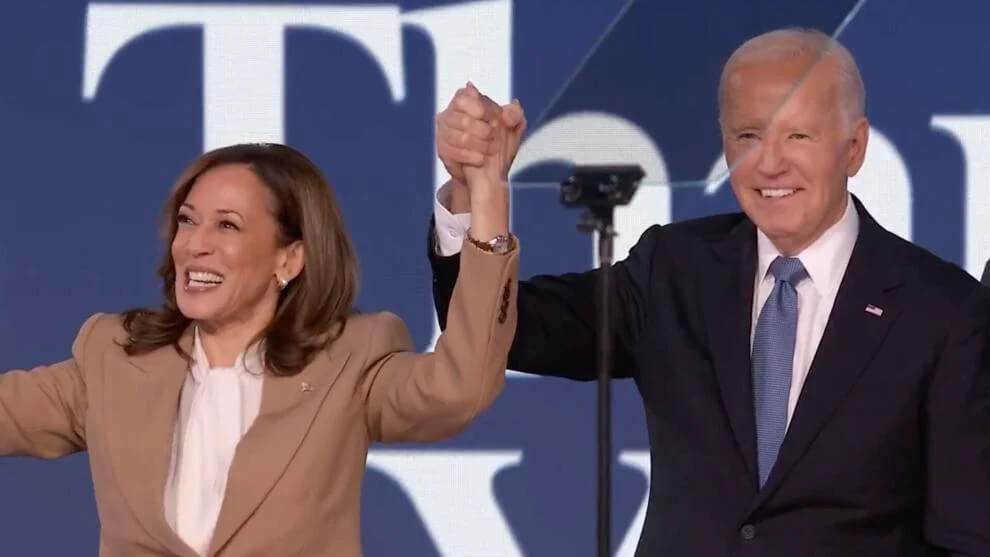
[[636, 211, 749, 251], [873, 227, 981, 307], [616, 212, 749, 277], [660, 211, 749, 239]]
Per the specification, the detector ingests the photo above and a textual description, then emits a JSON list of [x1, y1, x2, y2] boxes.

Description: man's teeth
[[188, 271, 224, 284], [760, 188, 796, 198]]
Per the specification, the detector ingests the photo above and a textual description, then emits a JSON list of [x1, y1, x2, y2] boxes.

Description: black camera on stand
[[559, 164, 644, 557]]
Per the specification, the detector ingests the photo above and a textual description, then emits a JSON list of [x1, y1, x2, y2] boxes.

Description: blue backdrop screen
[[0, 1, 986, 554]]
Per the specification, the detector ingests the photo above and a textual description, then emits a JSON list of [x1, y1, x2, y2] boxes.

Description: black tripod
[[560, 165, 644, 557]]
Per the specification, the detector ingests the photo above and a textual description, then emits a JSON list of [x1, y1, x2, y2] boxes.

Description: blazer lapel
[[751, 201, 904, 510], [207, 348, 352, 556], [102, 328, 197, 557], [703, 218, 760, 479]]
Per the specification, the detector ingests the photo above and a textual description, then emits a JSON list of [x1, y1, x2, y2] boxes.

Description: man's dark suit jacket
[[982, 259, 989, 287], [430, 197, 990, 556]]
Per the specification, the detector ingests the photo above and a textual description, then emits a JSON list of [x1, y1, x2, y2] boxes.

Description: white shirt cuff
[[434, 192, 472, 256]]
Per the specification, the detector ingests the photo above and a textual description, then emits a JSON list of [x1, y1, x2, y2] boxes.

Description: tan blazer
[[0, 241, 518, 556]]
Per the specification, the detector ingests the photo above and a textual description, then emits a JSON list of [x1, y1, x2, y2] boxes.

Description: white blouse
[[162, 328, 264, 556]]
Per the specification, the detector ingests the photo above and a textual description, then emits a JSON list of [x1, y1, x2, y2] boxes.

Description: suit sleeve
[[0, 313, 101, 458], [429, 218, 660, 381], [923, 287, 990, 555], [365, 241, 518, 442]]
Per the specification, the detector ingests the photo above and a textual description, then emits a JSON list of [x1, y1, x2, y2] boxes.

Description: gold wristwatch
[[466, 229, 515, 255]]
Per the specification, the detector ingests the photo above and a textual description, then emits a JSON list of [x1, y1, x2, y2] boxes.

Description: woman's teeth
[[187, 271, 224, 289]]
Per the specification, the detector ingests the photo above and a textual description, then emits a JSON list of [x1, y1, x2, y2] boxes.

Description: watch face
[[467, 231, 513, 254], [492, 235, 512, 254]]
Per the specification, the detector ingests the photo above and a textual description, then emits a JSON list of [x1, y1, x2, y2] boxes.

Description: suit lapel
[[703, 218, 760, 478], [207, 348, 351, 556], [102, 328, 197, 557], [751, 201, 903, 510]]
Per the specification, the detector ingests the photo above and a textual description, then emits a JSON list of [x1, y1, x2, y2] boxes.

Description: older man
[[429, 28, 990, 556]]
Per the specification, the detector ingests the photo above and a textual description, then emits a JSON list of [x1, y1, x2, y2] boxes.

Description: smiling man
[[719, 36, 868, 260], [428, 28, 990, 556]]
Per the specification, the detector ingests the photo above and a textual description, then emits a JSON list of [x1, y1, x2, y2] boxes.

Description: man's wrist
[[434, 189, 471, 256], [441, 178, 471, 214]]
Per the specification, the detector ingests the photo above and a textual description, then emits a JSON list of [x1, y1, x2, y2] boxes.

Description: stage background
[[0, 0, 987, 554]]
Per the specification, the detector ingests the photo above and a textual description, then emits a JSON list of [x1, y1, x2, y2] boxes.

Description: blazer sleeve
[[429, 218, 659, 381], [0, 313, 101, 458], [923, 287, 990, 555], [364, 240, 519, 443]]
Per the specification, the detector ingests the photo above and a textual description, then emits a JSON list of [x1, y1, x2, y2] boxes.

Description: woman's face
[[172, 163, 294, 331]]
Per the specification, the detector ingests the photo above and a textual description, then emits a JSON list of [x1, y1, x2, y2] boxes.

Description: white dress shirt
[[433, 192, 860, 428], [434, 195, 473, 256], [163, 328, 265, 556], [752, 194, 859, 426]]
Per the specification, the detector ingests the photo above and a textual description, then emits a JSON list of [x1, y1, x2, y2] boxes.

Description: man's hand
[[462, 98, 525, 191], [436, 82, 526, 215]]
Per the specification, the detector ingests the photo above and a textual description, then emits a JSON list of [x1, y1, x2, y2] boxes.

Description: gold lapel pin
[[300, 381, 313, 392]]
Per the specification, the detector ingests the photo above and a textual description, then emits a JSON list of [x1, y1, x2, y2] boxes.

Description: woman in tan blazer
[[0, 138, 519, 556]]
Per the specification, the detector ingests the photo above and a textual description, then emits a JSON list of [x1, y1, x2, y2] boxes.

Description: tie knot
[[768, 256, 807, 285]]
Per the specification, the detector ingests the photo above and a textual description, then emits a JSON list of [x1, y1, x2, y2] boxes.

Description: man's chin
[[750, 212, 794, 235], [752, 216, 805, 243]]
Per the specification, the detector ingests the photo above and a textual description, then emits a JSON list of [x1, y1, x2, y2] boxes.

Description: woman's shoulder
[[59, 313, 132, 368], [337, 311, 410, 339], [330, 311, 413, 353], [74, 313, 128, 347]]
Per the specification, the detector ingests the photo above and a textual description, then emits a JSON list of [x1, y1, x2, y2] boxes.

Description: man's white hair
[[718, 28, 866, 123]]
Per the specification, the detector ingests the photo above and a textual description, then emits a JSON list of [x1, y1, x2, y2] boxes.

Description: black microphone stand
[[560, 165, 644, 557]]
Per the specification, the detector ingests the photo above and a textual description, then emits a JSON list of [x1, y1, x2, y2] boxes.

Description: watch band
[[466, 230, 515, 254]]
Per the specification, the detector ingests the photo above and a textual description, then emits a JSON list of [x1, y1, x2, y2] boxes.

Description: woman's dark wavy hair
[[121, 143, 359, 376]]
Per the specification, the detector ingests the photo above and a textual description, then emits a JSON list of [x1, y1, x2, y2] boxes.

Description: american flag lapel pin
[[865, 304, 884, 317]]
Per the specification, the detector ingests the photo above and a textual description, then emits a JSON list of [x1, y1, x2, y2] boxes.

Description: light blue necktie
[[752, 256, 807, 488]]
